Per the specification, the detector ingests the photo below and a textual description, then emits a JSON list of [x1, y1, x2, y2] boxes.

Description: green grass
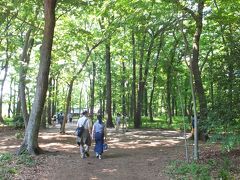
[[166, 157, 236, 180], [126, 115, 191, 131], [166, 160, 211, 180], [2, 118, 14, 126], [0, 152, 36, 179]]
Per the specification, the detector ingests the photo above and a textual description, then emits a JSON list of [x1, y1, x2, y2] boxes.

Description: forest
[[0, 0, 240, 179]]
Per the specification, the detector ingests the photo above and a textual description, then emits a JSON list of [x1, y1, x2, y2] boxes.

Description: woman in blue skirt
[[92, 115, 107, 159]]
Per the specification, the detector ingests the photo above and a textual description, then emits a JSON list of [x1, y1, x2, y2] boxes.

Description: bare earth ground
[[1, 122, 191, 180]]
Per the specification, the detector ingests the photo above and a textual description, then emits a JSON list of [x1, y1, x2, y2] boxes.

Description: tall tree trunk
[[143, 88, 148, 116], [176, 1, 207, 135], [90, 62, 96, 117], [135, 33, 146, 128], [13, 80, 16, 116], [19, 28, 33, 128], [18, 0, 57, 155], [105, 40, 114, 127], [47, 77, 53, 125], [79, 87, 82, 115], [190, 1, 208, 137], [131, 31, 136, 119], [51, 78, 56, 116], [143, 35, 155, 118], [166, 68, 172, 125], [121, 61, 126, 116], [61, 79, 74, 133], [149, 35, 164, 121], [0, 23, 10, 123], [8, 78, 14, 118]]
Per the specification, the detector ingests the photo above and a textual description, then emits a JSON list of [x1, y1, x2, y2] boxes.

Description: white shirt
[[77, 115, 91, 129]]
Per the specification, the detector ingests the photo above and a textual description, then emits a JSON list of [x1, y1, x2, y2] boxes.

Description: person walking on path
[[92, 115, 107, 159], [68, 113, 73, 123], [122, 114, 128, 132], [76, 111, 92, 159], [58, 112, 64, 133], [115, 113, 121, 132]]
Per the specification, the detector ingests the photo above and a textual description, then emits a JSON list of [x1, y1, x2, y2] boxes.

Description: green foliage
[[3, 118, 13, 126], [0, 152, 36, 179], [132, 115, 191, 131], [166, 160, 211, 180], [218, 157, 231, 180], [0, 153, 13, 164], [16, 153, 36, 167], [166, 157, 236, 179], [0, 153, 16, 179], [210, 133, 240, 152], [12, 116, 24, 129], [0, 166, 17, 179]]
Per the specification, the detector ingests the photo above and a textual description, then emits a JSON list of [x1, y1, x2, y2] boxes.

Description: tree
[[19, 28, 33, 128], [18, 0, 57, 155]]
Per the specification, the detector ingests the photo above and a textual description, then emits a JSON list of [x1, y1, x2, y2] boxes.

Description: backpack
[[76, 119, 87, 137]]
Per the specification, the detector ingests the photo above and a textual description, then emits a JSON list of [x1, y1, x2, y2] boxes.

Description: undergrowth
[[0, 152, 36, 180], [166, 157, 236, 180]]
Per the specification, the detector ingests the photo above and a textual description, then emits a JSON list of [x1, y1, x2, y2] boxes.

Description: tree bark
[[19, 28, 33, 128], [47, 77, 53, 125], [105, 40, 114, 127], [41, 106, 47, 129], [149, 34, 164, 121], [190, 1, 208, 133], [18, 0, 57, 155], [135, 33, 146, 128], [8, 78, 14, 118], [121, 61, 126, 116], [61, 79, 74, 133], [0, 22, 10, 123], [90, 62, 96, 116], [131, 31, 136, 119]]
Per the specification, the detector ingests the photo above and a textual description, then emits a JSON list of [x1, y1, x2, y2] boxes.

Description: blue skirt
[[94, 132, 104, 154]]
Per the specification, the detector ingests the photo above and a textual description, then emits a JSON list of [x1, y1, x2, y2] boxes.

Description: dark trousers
[[94, 132, 104, 154]]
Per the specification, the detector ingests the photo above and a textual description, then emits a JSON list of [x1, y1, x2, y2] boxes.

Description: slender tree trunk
[[47, 77, 53, 125], [26, 87, 31, 114], [51, 78, 56, 116], [166, 68, 172, 125], [131, 31, 136, 119], [143, 88, 148, 116], [135, 33, 146, 128], [166, 38, 178, 125], [61, 79, 74, 133], [18, 0, 57, 155], [19, 28, 33, 128], [143, 35, 155, 118], [121, 61, 126, 116], [8, 78, 14, 118], [13, 81, 17, 116], [79, 87, 82, 115], [105, 40, 114, 127], [0, 25, 10, 123], [90, 62, 96, 117], [190, 1, 208, 138], [149, 35, 164, 121]]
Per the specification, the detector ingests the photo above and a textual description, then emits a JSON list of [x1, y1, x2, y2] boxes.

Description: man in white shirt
[[76, 110, 92, 159]]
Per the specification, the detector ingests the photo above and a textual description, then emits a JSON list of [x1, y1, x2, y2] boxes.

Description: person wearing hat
[[76, 111, 92, 159]]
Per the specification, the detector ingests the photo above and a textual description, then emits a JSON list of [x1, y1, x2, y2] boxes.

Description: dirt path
[[1, 123, 189, 180]]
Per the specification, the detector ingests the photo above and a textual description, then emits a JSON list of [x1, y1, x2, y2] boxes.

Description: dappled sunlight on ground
[[102, 168, 117, 173], [0, 123, 189, 180], [105, 128, 187, 149]]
